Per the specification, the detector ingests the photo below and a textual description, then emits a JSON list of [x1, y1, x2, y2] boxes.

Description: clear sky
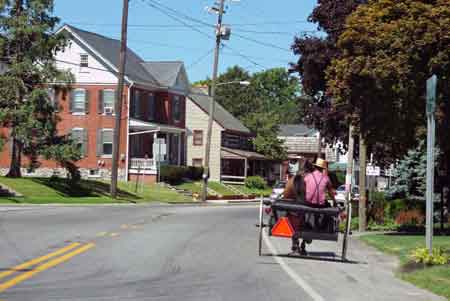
[[54, 0, 319, 82]]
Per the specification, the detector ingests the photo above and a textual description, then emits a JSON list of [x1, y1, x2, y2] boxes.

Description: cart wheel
[[258, 197, 264, 256]]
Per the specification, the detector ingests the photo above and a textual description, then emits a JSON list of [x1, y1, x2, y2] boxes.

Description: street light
[[201, 80, 250, 202]]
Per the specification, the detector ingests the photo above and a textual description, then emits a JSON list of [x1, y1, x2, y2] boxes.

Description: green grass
[[229, 184, 272, 197], [174, 181, 235, 196], [0, 177, 192, 204], [360, 234, 450, 300]]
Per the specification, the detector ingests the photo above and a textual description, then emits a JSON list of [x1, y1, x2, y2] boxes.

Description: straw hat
[[313, 158, 328, 170]]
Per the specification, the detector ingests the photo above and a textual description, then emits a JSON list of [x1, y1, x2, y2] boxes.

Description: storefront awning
[[129, 118, 186, 134], [221, 147, 269, 160]]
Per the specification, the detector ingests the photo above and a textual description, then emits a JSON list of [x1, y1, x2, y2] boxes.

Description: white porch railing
[[130, 158, 156, 170]]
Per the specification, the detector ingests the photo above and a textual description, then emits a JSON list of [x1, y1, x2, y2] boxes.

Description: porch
[[220, 147, 280, 185], [128, 119, 186, 179]]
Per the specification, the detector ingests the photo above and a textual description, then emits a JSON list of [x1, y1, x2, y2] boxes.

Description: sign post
[[425, 74, 437, 254]]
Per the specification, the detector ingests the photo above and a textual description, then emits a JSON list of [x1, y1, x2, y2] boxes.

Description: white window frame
[[72, 88, 86, 115], [71, 127, 86, 157], [101, 129, 113, 158], [103, 89, 115, 115]]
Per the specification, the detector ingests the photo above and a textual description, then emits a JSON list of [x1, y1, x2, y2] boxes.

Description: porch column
[[244, 158, 248, 179], [165, 133, 170, 163], [177, 134, 181, 166]]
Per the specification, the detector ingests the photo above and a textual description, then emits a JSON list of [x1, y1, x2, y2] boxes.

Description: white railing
[[130, 158, 156, 170]]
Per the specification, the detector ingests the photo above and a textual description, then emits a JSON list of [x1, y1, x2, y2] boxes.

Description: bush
[[245, 176, 266, 190], [395, 209, 425, 226], [410, 247, 449, 265], [186, 166, 203, 181], [160, 165, 204, 184], [160, 165, 186, 184]]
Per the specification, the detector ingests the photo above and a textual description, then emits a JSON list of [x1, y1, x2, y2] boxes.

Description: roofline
[[58, 24, 134, 85], [186, 96, 252, 134]]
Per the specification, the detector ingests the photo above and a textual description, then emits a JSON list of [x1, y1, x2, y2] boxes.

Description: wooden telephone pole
[[111, 0, 129, 198]]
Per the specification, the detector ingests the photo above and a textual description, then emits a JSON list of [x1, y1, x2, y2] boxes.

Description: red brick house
[[0, 25, 190, 183]]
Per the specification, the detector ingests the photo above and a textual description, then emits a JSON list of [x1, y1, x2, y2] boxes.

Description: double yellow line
[[0, 242, 94, 293]]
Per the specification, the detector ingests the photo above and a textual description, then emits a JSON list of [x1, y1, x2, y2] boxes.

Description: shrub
[[186, 166, 203, 181], [410, 247, 449, 265], [160, 165, 186, 184], [245, 176, 266, 190]]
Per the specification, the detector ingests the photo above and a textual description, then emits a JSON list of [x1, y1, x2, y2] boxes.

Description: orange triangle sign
[[271, 217, 294, 238]]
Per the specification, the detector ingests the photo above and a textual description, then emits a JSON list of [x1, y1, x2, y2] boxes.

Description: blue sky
[[55, 0, 319, 82]]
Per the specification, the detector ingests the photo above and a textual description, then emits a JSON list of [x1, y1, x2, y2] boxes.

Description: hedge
[[160, 165, 204, 184]]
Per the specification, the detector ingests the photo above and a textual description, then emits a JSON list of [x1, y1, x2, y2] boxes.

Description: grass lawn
[[0, 177, 191, 204], [229, 184, 272, 197], [360, 234, 450, 300], [174, 181, 235, 196]]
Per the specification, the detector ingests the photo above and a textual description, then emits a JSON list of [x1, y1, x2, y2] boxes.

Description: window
[[132, 90, 140, 118], [80, 54, 89, 67], [48, 88, 58, 111], [193, 130, 203, 146], [97, 129, 113, 156], [148, 93, 155, 121], [88, 169, 100, 178], [172, 95, 181, 122], [102, 89, 115, 114], [192, 158, 203, 167], [71, 128, 87, 157], [72, 89, 87, 113]]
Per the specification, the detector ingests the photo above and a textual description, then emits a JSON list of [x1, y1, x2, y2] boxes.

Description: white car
[[335, 185, 359, 205], [270, 181, 286, 201]]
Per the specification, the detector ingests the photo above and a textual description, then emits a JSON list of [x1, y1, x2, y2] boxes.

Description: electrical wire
[[232, 32, 291, 53]]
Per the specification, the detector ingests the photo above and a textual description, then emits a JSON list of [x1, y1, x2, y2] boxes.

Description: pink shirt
[[304, 170, 331, 205]]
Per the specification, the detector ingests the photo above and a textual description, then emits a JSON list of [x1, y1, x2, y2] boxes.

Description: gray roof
[[65, 25, 158, 86], [189, 88, 251, 134], [279, 124, 317, 137], [141, 61, 183, 87]]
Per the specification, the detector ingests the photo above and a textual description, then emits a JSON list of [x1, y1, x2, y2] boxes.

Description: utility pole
[[111, 0, 129, 198], [359, 133, 367, 232], [342, 124, 354, 260], [201, 0, 226, 202]]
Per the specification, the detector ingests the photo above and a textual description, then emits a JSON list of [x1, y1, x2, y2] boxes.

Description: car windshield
[[274, 182, 286, 189]]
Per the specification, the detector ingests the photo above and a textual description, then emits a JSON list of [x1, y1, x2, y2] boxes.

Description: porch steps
[[161, 183, 195, 199]]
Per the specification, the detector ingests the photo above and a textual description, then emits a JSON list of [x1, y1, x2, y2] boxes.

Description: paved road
[[0, 205, 444, 301]]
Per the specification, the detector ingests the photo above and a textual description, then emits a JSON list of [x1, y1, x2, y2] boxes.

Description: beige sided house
[[186, 88, 275, 183]]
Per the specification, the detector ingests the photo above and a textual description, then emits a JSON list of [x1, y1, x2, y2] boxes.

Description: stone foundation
[[0, 168, 126, 181]]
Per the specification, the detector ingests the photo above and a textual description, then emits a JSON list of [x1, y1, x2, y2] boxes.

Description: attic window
[[80, 54, 89, 67]]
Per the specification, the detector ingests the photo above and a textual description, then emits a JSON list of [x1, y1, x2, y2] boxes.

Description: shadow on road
[[261, 252, 366, 264]]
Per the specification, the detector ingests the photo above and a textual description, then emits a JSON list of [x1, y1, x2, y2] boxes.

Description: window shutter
[[69, 91, 74, 112], [98, 90, 104, 114], [96, 129, 102, 157], [82, 129, 88, 157], [85, 90, 90, 114]]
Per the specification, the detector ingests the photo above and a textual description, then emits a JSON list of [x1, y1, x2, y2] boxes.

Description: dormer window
[[80, 54, 89, 68]]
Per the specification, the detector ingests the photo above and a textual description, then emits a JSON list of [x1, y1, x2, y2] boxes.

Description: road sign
[[366, 165, 380, 176], [426, 75, 437, 115]]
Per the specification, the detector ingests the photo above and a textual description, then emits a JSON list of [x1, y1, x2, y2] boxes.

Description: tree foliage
[[326, 0, 450, 164], [290, 0, 367, 146], [197, 66, 301, 160], [0, 0, 79, 178]]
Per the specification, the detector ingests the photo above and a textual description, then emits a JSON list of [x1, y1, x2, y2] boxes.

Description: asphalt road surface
[[0, 204, 444, 301]]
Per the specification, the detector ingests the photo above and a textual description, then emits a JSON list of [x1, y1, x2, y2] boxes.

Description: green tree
[[326, 0, 450, 163], [0, 0, 79, 178]]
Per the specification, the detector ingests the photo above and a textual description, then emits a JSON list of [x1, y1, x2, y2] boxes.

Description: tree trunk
[[7, 135, 22, 178], [359, 133, 367, 232]]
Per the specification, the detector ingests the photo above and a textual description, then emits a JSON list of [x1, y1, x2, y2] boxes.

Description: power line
[[232, 32, 291, 53], [222, 44, 268, 70], [185, 48, 215, 70], [139, 0, 214, 40]]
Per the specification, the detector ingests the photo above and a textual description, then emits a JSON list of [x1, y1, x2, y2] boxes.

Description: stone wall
[[0, 168, 126, 181]]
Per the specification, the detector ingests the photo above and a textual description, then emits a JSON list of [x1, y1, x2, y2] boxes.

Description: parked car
[[270, 181, 286, 201], [335, 185, 359, 205]]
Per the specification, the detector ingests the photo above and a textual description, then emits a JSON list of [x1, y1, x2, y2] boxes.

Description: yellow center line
[[0, 243, 95, 293], [0, 242, 81, 281]]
